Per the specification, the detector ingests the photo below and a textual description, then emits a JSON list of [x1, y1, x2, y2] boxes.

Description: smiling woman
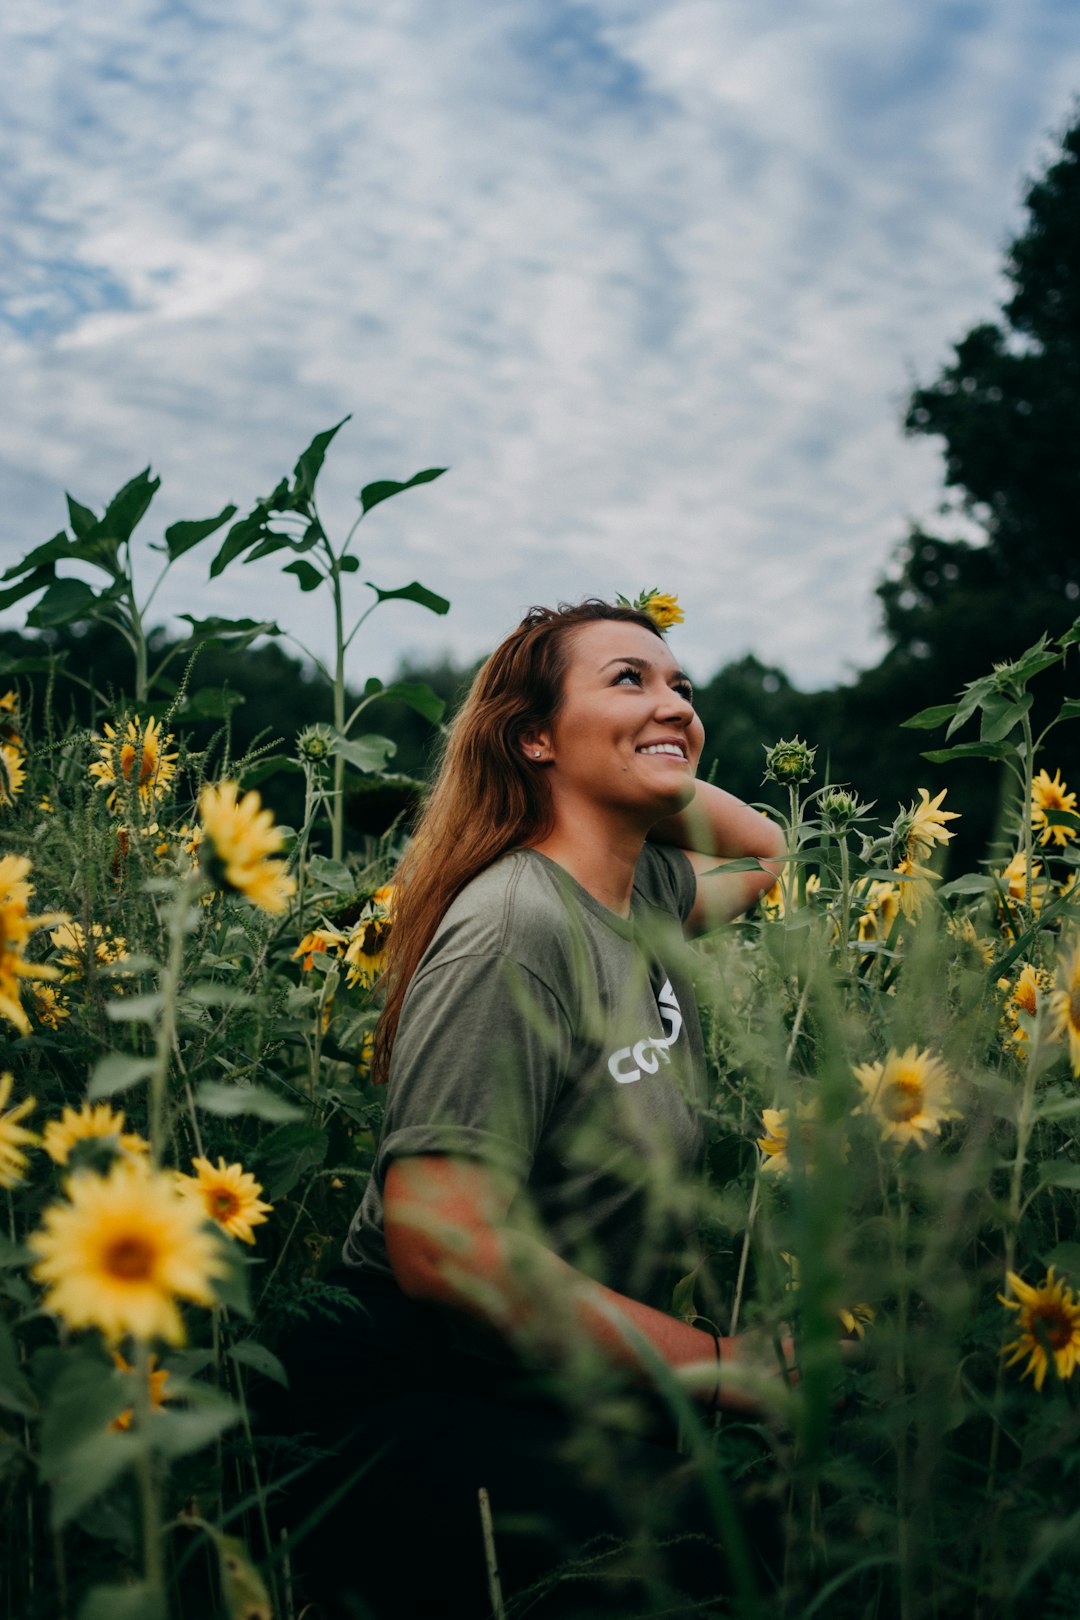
[[275, 600, 786, 1619]]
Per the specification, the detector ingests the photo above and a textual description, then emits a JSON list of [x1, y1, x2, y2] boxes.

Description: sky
[[2, 0, 1079, 695]]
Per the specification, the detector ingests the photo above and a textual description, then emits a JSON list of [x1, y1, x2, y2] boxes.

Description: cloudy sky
[[2, 1, 1079, 694]]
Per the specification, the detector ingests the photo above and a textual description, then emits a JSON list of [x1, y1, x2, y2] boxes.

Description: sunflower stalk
[[133, 1337, 166, 1596], [148, 866, 203, 1167]]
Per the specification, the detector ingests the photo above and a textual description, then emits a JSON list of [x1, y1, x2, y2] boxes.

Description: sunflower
[[1000, 1268, 1080, 1391], [904, 787, 960, 864], [293, 925, 349, 972], [946, 914, 995, 966], [756, 1102, 824, 1175], [998, 961, 1054, 1051], [0, 854, 66, 1034], [42, 1102, 149, 1165], [857, 880, 900, 943], [339, 886, 393, 988], [176, 1156, 272, 1245], [0, 1071, 37, 1188], [110, 1351, 172, 1431], [1049, 937, 1080, 1077], [852, 1045, 958, 1149], [0, 744, 26, 807], [198, 781, 297, 914], [1031, 767, 1078, 849], [998, 851, 1048, 916], [49, 919, 129, 979], [641, 591, 684, 631], [89, 716, 178, 813], [30, 983, 70, 1029], [28, 1157, 226, 1343], [0, 690, 23, 748]]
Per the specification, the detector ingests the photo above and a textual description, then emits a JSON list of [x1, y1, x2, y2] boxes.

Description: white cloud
[[1, 0, 1079, 695]]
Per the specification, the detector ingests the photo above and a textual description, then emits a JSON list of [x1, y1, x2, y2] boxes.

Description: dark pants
[[265, 1272, 775, 1619]]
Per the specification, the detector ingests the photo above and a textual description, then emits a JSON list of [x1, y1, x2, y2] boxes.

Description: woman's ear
[[519, 729, 550, 763]]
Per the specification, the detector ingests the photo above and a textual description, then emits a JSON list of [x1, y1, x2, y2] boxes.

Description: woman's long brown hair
[[371, 599, 663, 1083]]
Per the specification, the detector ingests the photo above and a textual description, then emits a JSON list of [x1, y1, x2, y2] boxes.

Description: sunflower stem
[[148, 866, 201, 1168], [1020, 708, 1035, 924], [133, 1338, 165, 1595], [331, 555, 347, 864]]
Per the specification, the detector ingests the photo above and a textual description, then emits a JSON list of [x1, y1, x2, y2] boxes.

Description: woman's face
[[529, 619, 704, 823]]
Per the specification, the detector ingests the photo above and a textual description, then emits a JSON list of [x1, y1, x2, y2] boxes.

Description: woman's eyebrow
[[599, 655, 692, 684]]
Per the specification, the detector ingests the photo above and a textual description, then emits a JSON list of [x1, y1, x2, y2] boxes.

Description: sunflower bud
[[819, 787, 872, 834], [297, 723, 333, 763], [763, 737, 817, 786]]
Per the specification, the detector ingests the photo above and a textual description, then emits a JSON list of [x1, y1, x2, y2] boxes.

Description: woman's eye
[[673, 681, 694, 703], [613, 667, 643, 687]]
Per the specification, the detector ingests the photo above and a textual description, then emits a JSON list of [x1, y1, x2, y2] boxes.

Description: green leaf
[[148, 1389, 239, 1459], [4, 530, 101, 578], [66, 494, 98, 538], [901, 703, 957, 731], [175, 686, 246, 721], [88, 1053, 155, 1099], [40, 1353, 130, 1476], [0, 1319, 35, 1418], [945, 675, 995, 738], [226, 1339, 289, 1388], [51, 1433, 141, 1529], [283, 558, 325, 592], [938, 874, 996, 897], [255, 1123, 329, 1201], [185, 982, 253, 1007], [105, 993, 165, 1024], [1054, 698, 1080, 723], [193, 1081, 303, 1122], [209, 1231, 255, 1318], [163, 504, 238, 561], [366, 579, 450, 615], [175, 614, 281, 652], [1042, 1241, 1080, 1278], [79, 1581, 167, 1620], [374, 680, 446, 724], [238, 753, 298, 790], [0, 1230, 29, 1269], [99, 469, 160, 543], [979, 691, 1032, 742], [306, 854, 356, 894], [1059, 616, 1080, 649], [339, 554, 360, 573], [920, 741, 1010, 764], [1037, 1160, 1080, 1190], [25, 577, 103, 629], [0, 563, 54, 610], [209, 510, 271, 577], [358, 466, 446, 515], [330, 732, 397, 773], [294, 417, 351, 500]]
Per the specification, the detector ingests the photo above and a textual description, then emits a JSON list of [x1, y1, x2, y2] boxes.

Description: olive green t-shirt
[[343, 843, 707, 1311]]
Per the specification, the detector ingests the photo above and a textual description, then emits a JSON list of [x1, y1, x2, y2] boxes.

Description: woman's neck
[[527, 811, 646, 917]]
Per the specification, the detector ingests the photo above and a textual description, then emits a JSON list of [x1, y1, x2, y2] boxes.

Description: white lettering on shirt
[[608, 979, 684, 1084]]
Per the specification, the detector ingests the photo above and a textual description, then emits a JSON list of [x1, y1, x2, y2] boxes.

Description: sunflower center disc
[[104, 1236, 156, 1280]]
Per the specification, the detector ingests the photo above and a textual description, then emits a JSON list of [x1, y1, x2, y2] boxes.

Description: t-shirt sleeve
[[372, 951, 574, 1190], [635, 842, 697, 923]]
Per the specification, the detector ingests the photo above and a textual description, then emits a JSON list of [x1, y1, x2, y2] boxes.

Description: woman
[[280, 601, 786, 1618]]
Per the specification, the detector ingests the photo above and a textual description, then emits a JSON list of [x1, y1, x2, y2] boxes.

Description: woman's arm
[[648, 780, 786, 932], [384, 1155, 784, 1414]]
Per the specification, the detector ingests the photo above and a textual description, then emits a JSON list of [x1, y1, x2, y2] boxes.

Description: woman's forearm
[[384, 1158, 765, 1412]]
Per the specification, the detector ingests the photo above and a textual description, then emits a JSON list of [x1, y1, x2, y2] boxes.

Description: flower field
[[1, 432, 1080, 1618]]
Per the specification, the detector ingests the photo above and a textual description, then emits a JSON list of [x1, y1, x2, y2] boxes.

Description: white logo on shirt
[[607, 979, 684, 1085]]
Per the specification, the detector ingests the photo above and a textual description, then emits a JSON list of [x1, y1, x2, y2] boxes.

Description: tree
[[883, 108, 1080, 675]]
